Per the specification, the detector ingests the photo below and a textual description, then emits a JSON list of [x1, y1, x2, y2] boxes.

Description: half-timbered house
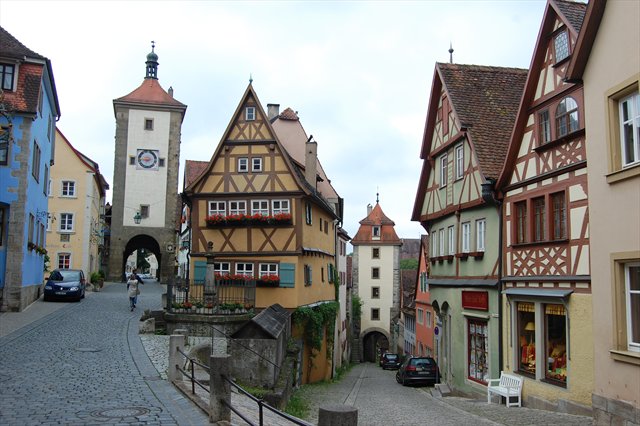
[[495, 0, 593, 412], [412, 62, 527, 396], [414, 235, 435, 358], [183, 84, 342, 384]]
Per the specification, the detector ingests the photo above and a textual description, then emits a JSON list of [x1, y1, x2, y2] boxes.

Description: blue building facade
[[1, 26, 60, 311]]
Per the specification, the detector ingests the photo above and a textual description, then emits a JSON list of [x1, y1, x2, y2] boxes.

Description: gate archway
[[122, 234, 161, 281], [361, 329, 390, 363]]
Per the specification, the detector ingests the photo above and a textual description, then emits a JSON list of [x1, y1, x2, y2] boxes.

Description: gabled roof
[[351, 203, 401, 245], [0, 26, 60, 118], [183, 160, 209, 190], [56, 128, 109, 197], [496, 0, 588, 189], [231, 304, 290, 339], [566, 0, 608, 80]]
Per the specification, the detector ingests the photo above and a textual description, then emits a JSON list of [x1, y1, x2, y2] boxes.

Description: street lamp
[[134, 212, 142, 224]]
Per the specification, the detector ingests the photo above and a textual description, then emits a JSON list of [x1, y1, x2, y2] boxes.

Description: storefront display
[[468, 319, 489, 383], [517, 302, 536, 375], [545, 304, 567, 384]]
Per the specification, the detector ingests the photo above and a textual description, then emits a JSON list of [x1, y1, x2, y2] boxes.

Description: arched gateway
[[107, 43, 187, 282]]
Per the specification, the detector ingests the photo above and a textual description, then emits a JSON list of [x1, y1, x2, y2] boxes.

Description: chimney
[[305, 136, 318, 189], [267, 103, 280, 120], [168, 86, 174, 97], [367, 204, 373, 215]]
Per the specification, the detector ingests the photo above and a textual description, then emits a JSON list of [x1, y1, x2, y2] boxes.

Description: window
[[0, 207, 4, 246], [39, 223, 44, 246], [372, 287, 380, 299], [246, 107, 256, 121], [61, 181, 76, 197], [229, 200, 246, 215], [426, 311, 432, 328], [252, 157, 262, 172], [371, 308, 380, 321], [372, 225, 380, 238], [58, 253, 71, 269], [551, 192, 566, 240], [554, 30, 569, 62], [455, 144, 464, 179], [272, 199, 290, 215], [420, 272, 427, 292], [372, 247, 380, 259], [539, 110, 551, 144], [159, 158, 165, 167], [238, 158, 248, 173], [28, 214, 34, 243], [0, 125, 9, 165], [129, 156, 136, 165], [468, 319, 489, 384], [32, 141, 41, 182], [515, 201, 527, 244], [625, 263, 640, 352], [260, 263, 278, 277], [0, 63, 15, 90], [440, 154, 448, 187], [305, 202, 312, 225], [304, 264, 313, 286], [214, 262, 231, 275], [235, 263, 254, 277], [476, 219, 486, 252], [417, 308, 424, 324], [432, 232, 437, 257], [372, 267, 380, 279], [448, 226, 455, 255], [43, 166, 49, 196], [140, 205, 150, 219], [517, 302, 536, 375], [461, 222, 470, 253], [144, 118, 154, 130], [60, 213, 74, 232], [439, 228, 445, 256], [208, 201, 226, 216], [619, 92, 640, 167], [533, 197, 546, 242], [544, 304, 567, 384], [60, 233, 70, 242], [251, 200, 269, 216], [555, 97, 579, 138]]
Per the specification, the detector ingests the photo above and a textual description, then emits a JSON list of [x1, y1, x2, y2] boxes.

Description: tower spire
[[449, 42, 454, 64], [145, 40, 159, 79]]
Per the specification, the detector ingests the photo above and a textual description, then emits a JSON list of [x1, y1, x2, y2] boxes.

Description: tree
[[400, 258, 418, 270]]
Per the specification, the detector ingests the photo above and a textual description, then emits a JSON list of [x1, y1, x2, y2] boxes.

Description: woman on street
[[127, 269, 143, 311]]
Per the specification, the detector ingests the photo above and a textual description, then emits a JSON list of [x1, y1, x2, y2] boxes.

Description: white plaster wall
[[359, 245, 395, 335], [123, 109, 169, 227]]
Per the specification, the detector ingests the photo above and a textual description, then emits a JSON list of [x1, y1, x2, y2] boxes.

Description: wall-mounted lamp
[[134, 211, 142, 224]]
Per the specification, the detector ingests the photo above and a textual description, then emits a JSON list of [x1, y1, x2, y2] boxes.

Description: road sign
[[434, 326, 439, 336]]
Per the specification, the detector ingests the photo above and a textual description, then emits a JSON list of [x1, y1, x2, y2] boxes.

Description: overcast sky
[[2, 0, 546, 241]]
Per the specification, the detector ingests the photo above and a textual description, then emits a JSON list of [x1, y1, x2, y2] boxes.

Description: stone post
[[209, 354, 231, 423], [318, 405, 358, 425], [168, 334, 185, 382]]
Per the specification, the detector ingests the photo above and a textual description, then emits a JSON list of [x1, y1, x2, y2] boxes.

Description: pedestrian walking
[[127, 269, 144, 311]]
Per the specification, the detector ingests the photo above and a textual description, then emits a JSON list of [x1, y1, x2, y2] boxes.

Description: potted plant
[[90, 271, 104, 291]]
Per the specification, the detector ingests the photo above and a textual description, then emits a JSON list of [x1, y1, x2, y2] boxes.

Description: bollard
[[318, 404, 358, 426], [168, 334, 185, 382], [174, 328, 189, 346], [209, 354, 231, 423]]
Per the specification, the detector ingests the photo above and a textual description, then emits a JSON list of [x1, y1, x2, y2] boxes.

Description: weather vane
[[249, 73, 253, 84], [151, 40, 155, 51]]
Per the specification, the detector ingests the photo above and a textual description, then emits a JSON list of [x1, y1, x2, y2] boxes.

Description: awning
[[502, 288, 574, 298]]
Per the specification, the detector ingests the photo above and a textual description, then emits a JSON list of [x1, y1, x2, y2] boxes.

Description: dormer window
[[554, 30, 569, 63], [246, 107, 256, 121], [1, 64, 15, 91], [372, 226, 381, 238]]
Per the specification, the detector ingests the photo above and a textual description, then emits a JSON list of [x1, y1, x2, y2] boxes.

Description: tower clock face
[[136, 149, 159, 169]]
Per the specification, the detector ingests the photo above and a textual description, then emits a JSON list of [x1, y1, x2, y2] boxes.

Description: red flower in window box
[[257, 274, 280, 287], [205, 214, 226, 226]]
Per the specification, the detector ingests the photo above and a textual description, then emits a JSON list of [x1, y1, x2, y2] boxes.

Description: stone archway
[[361, 328, 390, 363], [121, 234, 161, 281]]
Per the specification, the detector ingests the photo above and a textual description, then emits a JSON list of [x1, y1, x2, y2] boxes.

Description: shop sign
[[461, 290, 489, 311]]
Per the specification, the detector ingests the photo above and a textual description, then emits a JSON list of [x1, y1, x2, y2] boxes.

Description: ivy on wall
[[292, 301, 339, 355]]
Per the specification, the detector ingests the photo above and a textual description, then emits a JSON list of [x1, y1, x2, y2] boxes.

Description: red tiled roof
[[184, 160, 209, 189], [554, 0, 588, 33], [351, 203, 401, 245], [438, 63, 528, 179], [279, 108, 299, 121], [0, 26, 45, 60], [114, 78, 186, 108]]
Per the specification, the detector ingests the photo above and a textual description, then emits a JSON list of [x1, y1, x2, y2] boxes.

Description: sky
[[1, 0, 546, 241]]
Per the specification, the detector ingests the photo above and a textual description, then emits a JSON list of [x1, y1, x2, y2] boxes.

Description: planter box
[[206, 219, 292, 228], [256, 279, 280, 288]]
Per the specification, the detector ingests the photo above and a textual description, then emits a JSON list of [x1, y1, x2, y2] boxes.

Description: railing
[[167, 278, 256, 315], [169, 334, 312, 426]]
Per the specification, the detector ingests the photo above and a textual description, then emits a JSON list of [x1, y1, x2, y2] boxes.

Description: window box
[[470, 251, 484, 259], [455, 253, 469, 259], [256, 275, 280, 287], [444, 255, 454, 262], [436, 256, 444, 263], [430, 258, 437, 265], [205, 213, 292, 228]]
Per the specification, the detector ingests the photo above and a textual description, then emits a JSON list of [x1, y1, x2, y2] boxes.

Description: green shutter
[[279, 263, 295, 288], [194, 261, 206, 285]]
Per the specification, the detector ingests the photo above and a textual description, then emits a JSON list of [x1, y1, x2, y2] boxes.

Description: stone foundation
[[592, 393, 639, 426], [525, 395, 592, 417], [1, 283, 43, 312]]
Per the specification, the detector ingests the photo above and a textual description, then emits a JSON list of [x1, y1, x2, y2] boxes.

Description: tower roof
[[351, 202, 401, 245]]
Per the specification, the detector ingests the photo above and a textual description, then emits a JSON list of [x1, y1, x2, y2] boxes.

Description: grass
[[284, 391, 310, 418]]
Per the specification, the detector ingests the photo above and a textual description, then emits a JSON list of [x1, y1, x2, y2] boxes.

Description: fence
[[167, 278, 256, 314], [169, 334, 313, 426]]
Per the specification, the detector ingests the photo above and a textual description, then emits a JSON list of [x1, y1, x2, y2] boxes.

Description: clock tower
[[107, 43, 187, 282]]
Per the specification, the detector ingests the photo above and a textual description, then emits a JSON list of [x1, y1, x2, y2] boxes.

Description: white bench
[[487, 371, 523, 407]]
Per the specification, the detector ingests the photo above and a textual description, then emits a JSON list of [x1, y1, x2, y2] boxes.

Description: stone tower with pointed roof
[[107, 45, 187, 282], [351, 199, 402, 362]]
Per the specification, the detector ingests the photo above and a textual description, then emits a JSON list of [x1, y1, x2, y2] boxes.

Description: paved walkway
[[0, 281, 209, 425]]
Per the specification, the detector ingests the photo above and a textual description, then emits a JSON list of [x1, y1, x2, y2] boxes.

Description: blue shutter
[[194, 261, 206, 285], [279, 263, 295, 288]]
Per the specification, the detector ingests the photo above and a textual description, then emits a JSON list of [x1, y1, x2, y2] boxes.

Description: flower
[[215, 273, 254, 282], [259, 274, 280, 282], [205, 214, 225, 225], [272, 213, 292, 222]]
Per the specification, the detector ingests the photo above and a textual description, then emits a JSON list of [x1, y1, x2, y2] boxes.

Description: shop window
[[517, 302, 536, 376], [468, 319, 489, 384], [544, 304, 567, 385]]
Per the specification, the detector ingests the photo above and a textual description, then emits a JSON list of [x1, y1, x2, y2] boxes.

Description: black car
[[395, 356, 440, 386], [44, 269, 86, 302], [380, 353, 401, 370]]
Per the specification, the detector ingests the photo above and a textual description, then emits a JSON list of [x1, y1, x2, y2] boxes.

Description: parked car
[[395, 356, 440, 386], [44, 269, 86, 302], [380, 353, 401, 370]]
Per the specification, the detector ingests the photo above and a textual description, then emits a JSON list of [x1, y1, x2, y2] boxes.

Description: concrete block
[[558, 399, 592, 417], [593, 394, 609, 411], [526, 395, 558, 412], [608, 399, 636, 422], [318, 405, 357, 426], [435, 383, 451, 396], [593, 407, 612, 426]]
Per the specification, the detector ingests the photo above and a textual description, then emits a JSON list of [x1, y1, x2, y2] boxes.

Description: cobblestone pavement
[[0, 281, 209, 426]]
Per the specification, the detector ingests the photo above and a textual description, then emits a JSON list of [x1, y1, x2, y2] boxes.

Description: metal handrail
[[176, 346, 210, 395]]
